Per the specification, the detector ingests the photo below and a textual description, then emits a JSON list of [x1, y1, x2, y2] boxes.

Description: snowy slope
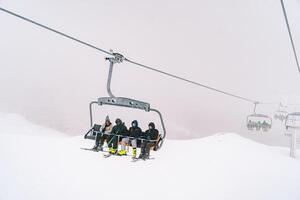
[[0, 113, 300, 200]]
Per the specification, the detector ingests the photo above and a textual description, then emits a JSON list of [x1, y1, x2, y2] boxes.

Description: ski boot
[[109, 147, 117, 154], [98, 146, 103, 152], [117, 149, 127, 156], [132, 148, 137, 159], [138, 153, 145, 160], [144, 153, 150, 160], [92, 145, 99, 151]]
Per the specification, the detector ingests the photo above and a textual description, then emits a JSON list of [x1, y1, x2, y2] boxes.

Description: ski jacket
[[128, 127, 142, 138], [145, 128, 159, 141], [111, 123, 128, 136], [101, 122, 113, 134]]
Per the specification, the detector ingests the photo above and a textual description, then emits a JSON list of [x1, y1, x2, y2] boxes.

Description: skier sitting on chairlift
[[107, 118, 128, 154], [247, 120, 254, 130], [118, 120, 142, 158], [139, 122, 159, 160], [92, 116, 112, 151], [255, 121, 261, 131], [261, 120, 270, 130]]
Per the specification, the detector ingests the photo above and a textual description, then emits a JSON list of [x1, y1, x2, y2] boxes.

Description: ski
[[131, 157, 155, 162], [131, 158, 144, 162], [80, 147, 98, 152], [103, 153, 113, 158], [80, 147, 107, 153], [103, 152, 132, 158]]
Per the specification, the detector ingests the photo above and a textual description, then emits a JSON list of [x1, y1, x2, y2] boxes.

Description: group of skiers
[[247, 120, 271, 131], [92, 116, 160, 159]]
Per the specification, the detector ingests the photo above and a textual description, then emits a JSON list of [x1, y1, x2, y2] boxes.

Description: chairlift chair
[[84, 53, 166, 150], [274, 110, 288, 121], [246, 102, 272, 132], [247, 114, 272, 132], [274, 103, 288, 122], [285, 112, 300, 130]]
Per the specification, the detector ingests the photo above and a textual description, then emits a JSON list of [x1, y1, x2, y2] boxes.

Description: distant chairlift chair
[[246, 102, 272, 132]]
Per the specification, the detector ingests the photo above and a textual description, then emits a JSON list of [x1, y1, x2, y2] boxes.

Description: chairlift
[[285, 112, 300, 130], [274, 103, 288, 122], [84, 52, 166, 150], [285, 112, 300, 158], [246, 102, 272, 132]]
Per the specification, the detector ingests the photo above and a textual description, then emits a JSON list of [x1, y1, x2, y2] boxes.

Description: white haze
[[0, 0, 300, 145]]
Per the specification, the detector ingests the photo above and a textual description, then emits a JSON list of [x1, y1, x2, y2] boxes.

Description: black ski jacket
[[145, 128, 159, 141], [111, 123, 128, 137], [128, 127, 142, 138]]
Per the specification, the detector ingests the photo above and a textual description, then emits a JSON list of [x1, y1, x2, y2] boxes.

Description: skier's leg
[[112, 136, 118, 150], [145, 142, 153, 159], [118, 137, 129, 155], [93, 132, 102, 149], [121, 138, 129, 150], [100, 134, 107, 146], [131, 139, 137, 158], [139, 140, 146, 158], [107, 135, 117, 154]]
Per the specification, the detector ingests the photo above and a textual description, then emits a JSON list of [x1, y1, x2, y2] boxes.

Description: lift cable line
[[0, 7, 113, 56], [0, 6, 275, 105], [125, 58, 256, 103], [280, 0, 300, 75]]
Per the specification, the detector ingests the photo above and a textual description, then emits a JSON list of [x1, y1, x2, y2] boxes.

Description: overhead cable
[[280, 0, 300, 75], [0, 6, 264, 104]]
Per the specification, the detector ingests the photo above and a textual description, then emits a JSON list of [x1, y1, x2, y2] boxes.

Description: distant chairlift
[[274, 103, 288, 122], [246, 102, 272, 132], [84, 52, 166, 150], [285, 112, 300, 158], [285, 112, 300, 130]]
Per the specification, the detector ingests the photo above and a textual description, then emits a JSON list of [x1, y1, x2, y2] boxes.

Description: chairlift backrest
[[247, 113, 272, 123], [285, 112, 300, 130]]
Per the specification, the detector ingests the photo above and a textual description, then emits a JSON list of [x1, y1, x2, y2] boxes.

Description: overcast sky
[[0, 0, 299, 145]]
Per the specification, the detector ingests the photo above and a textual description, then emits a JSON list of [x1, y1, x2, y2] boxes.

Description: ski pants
[[141, 141, 155, 156], [120, 138, 137, 150], [95, 132, 108, 148], [107, 134, 118, 149]]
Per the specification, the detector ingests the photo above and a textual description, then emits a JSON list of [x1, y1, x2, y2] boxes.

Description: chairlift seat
[[285, 112, 300, 130]]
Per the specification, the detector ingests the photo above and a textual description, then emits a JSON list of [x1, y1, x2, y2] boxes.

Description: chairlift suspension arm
[[89, 101, 98, 127], [107, 60, 115, 98], [253, 102, 258, 114]]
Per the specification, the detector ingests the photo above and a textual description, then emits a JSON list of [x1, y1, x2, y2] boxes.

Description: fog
[[0, 0, 299, 145]]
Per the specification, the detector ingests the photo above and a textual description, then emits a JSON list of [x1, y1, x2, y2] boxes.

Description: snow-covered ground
[[0, 113, 300, 200]]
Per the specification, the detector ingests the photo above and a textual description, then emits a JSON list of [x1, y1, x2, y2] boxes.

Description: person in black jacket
[[118, 120, 142, 158], [139, 122, 159, 159], [107, 118, 128, 154]]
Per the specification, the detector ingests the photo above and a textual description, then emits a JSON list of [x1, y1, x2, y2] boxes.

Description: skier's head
[[115, 118, 122, 125], [105, 115, 111, 124], [131, 120, 138, 128], [148, 122, 155, 129]]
